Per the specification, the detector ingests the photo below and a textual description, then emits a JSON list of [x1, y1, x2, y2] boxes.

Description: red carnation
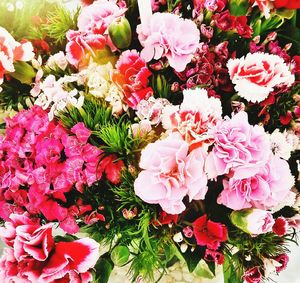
[[112, 49, 153, 109], [274, 0, 300, 9], [272, 217, 288, 237], [193, 215, 228, 250]]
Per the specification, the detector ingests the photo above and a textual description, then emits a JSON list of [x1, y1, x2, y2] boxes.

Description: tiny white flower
[[173, 232, 183, 243]]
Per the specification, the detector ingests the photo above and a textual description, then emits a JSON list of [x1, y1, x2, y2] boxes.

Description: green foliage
[[42, 5, 80, 46], [223, 255, 243, 283], [93, 254, 114, 283], [111, 245, 130, 266], [151, 74, 171, 100], [60, 98, 114, 131]]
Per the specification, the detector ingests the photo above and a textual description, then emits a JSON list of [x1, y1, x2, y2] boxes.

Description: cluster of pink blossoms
[[0, 213, 100, 283], [0, 106, 123, 233]]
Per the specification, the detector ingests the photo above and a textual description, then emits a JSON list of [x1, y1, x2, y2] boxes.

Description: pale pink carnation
[[0, 27, 34, 84], [134, 133, 208, 214], [136, 97, 171, 125], [253, 0, 273, 18], [205, 111, 271, 179], [137, 12, 200, 72], [227, 53, 295, 103], [218, 155, 294, 210], [162, 88, 222, 150]]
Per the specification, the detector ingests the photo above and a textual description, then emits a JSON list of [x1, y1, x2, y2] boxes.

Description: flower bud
[[230, 209, 274, 235], [109, 17, 132, 49], [173, 232, 183, 243], [10, 61, 36, 84]]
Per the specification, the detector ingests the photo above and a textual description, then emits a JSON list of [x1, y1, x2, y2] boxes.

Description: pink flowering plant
[[0, 1, 299, 283]]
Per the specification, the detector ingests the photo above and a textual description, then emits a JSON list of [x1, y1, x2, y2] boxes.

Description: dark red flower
[[243, 266, 262, 283], [234, 16, 253, 38], [213, 10, 235, 32], [292, 55, 300, 75], [193, 215, 227, 250], [272, 217, 288, 237], [274, 0, 300, 9], [273, 253, 289, 273], [279, 111, 293, 125], [204, 249, 225, 265], [153, 211, 178, 226]]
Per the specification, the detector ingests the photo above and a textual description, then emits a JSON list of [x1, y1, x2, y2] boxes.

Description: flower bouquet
[[0, 0, 299, 282]]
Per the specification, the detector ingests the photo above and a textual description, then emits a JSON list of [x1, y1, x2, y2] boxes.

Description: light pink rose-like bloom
[[134, 133, 208, 214], [246, 209, 275, 235], [218, 155, 294, 210], [0, 27, 34, 84], [162, 88, 222, 150], [227, 53, 295, 103], [77, 0, 126, 34], [205, 111, 271, 179], [137, 12, 200, 72]]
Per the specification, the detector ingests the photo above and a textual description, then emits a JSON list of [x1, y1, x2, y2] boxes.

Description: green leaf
[[94, 254, 114, 283], [10, 62, 36, 85], [111, 245, 130, 266], [193, 260, 214, 279], [229, 0, 249, 16], [223, 255, 243, 283], [180, 245, 205, 273]]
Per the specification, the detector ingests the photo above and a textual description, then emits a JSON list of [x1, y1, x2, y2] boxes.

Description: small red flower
[[193, 215, 227, 250], [274, 0, 300, 9], [272, 217, 288, 237], [279, 111, 293, 125], [153, 211, 179, 226], [204, 249, 225, 265]]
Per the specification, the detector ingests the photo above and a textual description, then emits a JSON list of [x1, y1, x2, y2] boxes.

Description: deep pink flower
[[40, 238, 100, 282], [182, 226, 194, 238], [137, 13, 200, 72], [112, 50, 153, 109], [71, 122, 91, 144], [272, 217, 288, 237], [193, 215, 227, 250], [243, 266, 262, 283], [134, 133, 208, 214], [206, 111, 271, 179], [213, 10, 235, 31]]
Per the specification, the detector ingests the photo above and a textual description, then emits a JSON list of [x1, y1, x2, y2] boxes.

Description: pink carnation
[[134, 133, 208, 214], [227, 53, 295, 103], [218, 155, 294, 210], [137, 13, 200, 72], [205, 111, 271, 179], [0, 27, 34, 84], [162, 88, 222, 150]]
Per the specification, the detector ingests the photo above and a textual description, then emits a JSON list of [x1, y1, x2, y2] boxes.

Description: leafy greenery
[[42, 5, 80, 46]]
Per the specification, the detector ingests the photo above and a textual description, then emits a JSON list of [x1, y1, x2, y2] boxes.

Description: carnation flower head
[[137, 12, 200, 72], [162, 88, 222, 150], [134, 133, 208, 214], [227, 52, 295, 103], [206, 111, 271, 179]]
